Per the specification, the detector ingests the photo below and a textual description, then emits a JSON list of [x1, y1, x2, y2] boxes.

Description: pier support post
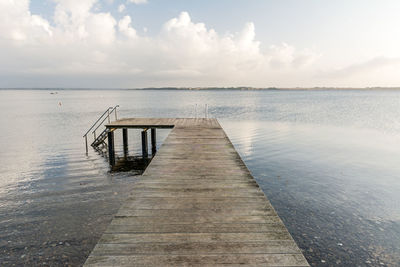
[[141, 130, 148, 158], [107, 130, 115, 167], [122, 128, 128, 157], [151, 128, 157, 155]]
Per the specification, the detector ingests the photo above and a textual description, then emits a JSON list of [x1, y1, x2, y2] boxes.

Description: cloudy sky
[[1, 0, 400, 88]]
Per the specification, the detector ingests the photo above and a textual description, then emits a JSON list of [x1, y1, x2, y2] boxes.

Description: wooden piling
[[141, 130, 148, 158], [107, 130, 115, 167], [151, 128, 156, 155], [122, 128, 128, 157]]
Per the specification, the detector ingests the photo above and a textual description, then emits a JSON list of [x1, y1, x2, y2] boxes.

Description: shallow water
[[0, 89, 399, 266]]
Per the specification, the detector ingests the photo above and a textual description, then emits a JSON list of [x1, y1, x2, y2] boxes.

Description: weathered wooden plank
[[85, 254, 309, 267], [98, 232, 294, 243], [132, 183, 260, 189], [105, 223, 289, 234], [90, 241, 302, 255], [120, 202, 274, 214], [116, 208, 276, 217], [110, 215, 282, 224]]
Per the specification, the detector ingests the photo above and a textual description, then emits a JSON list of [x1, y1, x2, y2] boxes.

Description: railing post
[[85, 136, 88, 154], [107, 130, 115, 167], [141, 129, 148, 158], [123, 128, 128, 157], [115, 108, 118, 121], [107, 109, 110, 123], [151, 128, 157, 155]]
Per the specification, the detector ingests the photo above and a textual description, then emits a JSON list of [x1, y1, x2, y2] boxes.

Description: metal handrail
[[92, 105, 119, 135], [83, 107, 113, 138], [83, 105, 119, 154]]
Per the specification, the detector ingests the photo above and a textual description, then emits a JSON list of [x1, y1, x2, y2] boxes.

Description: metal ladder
[[83, 105, 119, 154]]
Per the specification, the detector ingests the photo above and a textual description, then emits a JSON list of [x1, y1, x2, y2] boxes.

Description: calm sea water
[[0, 89, 399, 266]]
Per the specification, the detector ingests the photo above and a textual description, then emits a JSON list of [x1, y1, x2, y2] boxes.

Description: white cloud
[[128, 0, 147, 5], [52, 0, 116, 44], [0, 0, 53, 42], [6, 0, 395, 88], [118, 16, 137, 39], [118, 4, 125, 13]]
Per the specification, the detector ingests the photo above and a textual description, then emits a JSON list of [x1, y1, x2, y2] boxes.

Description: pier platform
[[84, 118, 309, 266]]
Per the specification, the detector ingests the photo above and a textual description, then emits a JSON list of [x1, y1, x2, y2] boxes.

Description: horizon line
[[1, 86, 400, 91]]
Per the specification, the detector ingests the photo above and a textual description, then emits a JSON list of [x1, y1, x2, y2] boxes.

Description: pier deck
[[84, 118, 309, 266]]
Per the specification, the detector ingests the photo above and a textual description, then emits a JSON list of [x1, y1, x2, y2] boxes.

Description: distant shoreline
[[1, 87, 400, 91]]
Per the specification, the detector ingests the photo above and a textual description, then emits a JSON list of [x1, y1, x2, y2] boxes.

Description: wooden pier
[[84, 118, 309, 266]]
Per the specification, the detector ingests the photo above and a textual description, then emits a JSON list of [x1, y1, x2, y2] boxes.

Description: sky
[[1, 0, 400, 88]]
